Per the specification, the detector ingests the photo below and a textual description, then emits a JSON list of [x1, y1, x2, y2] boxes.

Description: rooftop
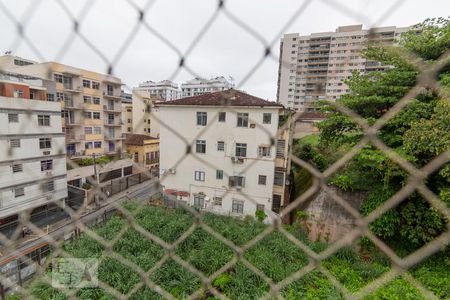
[[125, 133, 158, 146], [159, 89, 282, 108]]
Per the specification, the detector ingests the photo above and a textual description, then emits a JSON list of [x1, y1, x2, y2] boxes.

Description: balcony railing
[[104, 119, 122, 126]]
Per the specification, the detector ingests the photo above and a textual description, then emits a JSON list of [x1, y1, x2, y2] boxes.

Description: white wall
[[159, 105, 279, 217]]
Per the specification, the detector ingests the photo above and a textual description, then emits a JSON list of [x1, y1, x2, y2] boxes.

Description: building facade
[[132, 90, 160, 137], [0, 73, 68, 218], [181, 76, 235, 98], [277, 24, 409, 111], [0, 55, 124, 157], [121, 91, 133, 134], [135, 80, 181, 101], [124, 134, 160, 175], [159, 90, 287, 219]]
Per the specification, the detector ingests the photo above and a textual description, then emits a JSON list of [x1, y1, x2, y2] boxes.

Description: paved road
[[0, 179, 160, 260]]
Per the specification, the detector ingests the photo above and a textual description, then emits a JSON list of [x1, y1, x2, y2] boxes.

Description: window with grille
[[217, 141, 225, 151], [196, 140, 206, 153], [258, 175, 267, 185], [93, 97, 101, 104], [14, 187, 25, 198], [196, 112, 207, 126], [274, 172, 284, 186], [229, 176, 245, 188], [40, 160, 53, 171], [272, 194, 282, 213], [10, 139, 21, 148], [256, 204, 265, 211], [195, 171, 205, 182], [216, 170, 224, 180], [54, 74, 63, 83], [213, 197, 222, 206], [232, 199, 244, 214], [258, 146, 271, 157], [38, 115, 50, 126], [276, 140, 286, 158], [12, 164, 23, 173], [43, 180, 55, 192], [83, 79, 91, 88], [39, 138, 51, 149], [92, 81, 100, 89], [237, 113, 249, 127], [193, 194, 205, 209], [263, 113, 272, 124], [235, 143, 247, 157], [93, 112, 101, 119], [8, 113, 19, 123], [218, 112, 226, 122]]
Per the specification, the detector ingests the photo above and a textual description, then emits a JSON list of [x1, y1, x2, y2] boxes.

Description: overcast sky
[[1, 0, 449, 100]]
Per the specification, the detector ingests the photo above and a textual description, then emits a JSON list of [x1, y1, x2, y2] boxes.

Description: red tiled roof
[[158, 89, 282, 107], [124, 134, 158, 146], [297, 111, 326, 120], [164, 189, 189, 197]]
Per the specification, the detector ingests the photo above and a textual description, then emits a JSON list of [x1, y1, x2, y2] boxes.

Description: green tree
[[313, 17, 450, 247]]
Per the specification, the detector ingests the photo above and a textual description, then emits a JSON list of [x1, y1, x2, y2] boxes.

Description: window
[[232, 200, 244, 214], [196, 140, 206, 153], [8, 113, 18, 123], [263, 113, 272, 124], [127, 119, 131, 124], [229, 176, 245, 188], [258, 146, 271, 157], [272, 194, 282, 213], [93, 97, 101, 104], [235, 143, 247, 157], [216, 170, 224, 180], [214, 197, 222, 206], [276, 140, 286, 158], [82, 79, 91, 88], [84, 111, 92, 119], [54, 74, 63, 83], [92, 81, 100, 89], [94, 141, 102, 148], [10, 139, 20, 148], [14, 187, 25, 198], [196, 112, 207, 126], [258, 175, 267, 185], [93, 112, 101, 119], [256, 204, 265, 211], [237, 113, 249, 127], [217, 141, 225, 151], [47, 94, 55, 102], [195, 171, 205, 182], [12, 164, 23, 173], [93, 127, 102, 134], [84, 127, 93, 134], [14, 89, 24, 98], [218, 112, 226, 122], [43, 180, 55, 192], [38, 115, 50, 126], [85, 142, 93, 149], [194, 194, 205, 209], [39, 138, 51, 149], [83, 96, 92, 103], [274, 172, 284, 186], [40, 160, 53, 171]]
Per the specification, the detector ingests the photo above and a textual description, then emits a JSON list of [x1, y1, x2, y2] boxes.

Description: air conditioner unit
[[204, 196, 210, 202], [43, 151, 51, 155]]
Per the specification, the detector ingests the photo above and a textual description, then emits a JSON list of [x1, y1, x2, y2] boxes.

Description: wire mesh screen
[[0, 0, 449, 299]]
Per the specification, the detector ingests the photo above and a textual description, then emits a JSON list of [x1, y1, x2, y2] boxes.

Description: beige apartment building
[[277, 24, 409, 111], [0, 55, 124, 157], [132, 89, 161, 137]]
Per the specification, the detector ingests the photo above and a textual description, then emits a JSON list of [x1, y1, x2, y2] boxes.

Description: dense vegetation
[[293, 17, 450, 251], [15, 204, 449, 299]]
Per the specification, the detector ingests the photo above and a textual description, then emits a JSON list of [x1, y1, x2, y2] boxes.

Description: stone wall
[[300, 186, 366, 243]]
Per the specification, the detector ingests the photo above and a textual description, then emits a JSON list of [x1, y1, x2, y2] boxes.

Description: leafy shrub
[[255, 209, 267, 222]]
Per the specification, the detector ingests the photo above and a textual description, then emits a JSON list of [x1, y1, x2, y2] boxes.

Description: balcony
[[65, 133, 84, 143], [104, 134, 125, 140], [103, 104, 121, 112], [103, 91, 121, 99], [104, 119, 122, 126], [62, 99, 81, 109], [62, 118, 81, 126], [63, 84, 82, 93]]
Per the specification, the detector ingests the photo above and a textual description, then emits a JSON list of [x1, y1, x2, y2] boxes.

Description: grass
[[23, 203, 448, 300]]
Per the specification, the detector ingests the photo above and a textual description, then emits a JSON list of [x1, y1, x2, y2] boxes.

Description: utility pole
[[92, 153, 100, 207]]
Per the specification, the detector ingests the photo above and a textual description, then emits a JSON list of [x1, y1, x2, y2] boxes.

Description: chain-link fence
[[0, 0, 449, 299]]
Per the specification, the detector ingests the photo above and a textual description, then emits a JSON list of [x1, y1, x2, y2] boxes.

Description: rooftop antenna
[[4, 50, 12, 55]]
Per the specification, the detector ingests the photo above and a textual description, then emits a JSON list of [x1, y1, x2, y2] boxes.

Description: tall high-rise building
[[0, 71, 68, 218], [277, 25, 409, 111], [181, 76, 235, 98], [0, 55, 124, 157], [135, 80, 181, 101]]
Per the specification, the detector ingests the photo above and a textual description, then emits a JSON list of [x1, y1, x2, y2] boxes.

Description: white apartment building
[[0, 55, 124, 157], [0, 75, 67, 218], [181, 76, 235, 98], [277, 24, 409, 111], [135, 80, 181, 101], [132, 89, 160, 137], [121, 91, 133, 133], [159, 90, 286, 218]]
